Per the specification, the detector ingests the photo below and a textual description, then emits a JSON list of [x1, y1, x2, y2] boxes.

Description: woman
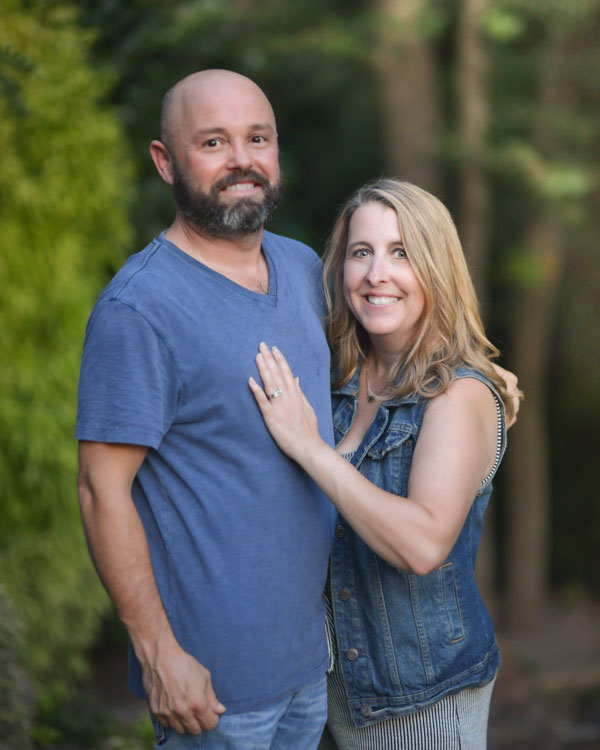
[[248, 179, 518, 748]]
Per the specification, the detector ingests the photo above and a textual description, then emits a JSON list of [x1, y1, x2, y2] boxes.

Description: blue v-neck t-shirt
[[75, 230, 335, 713]]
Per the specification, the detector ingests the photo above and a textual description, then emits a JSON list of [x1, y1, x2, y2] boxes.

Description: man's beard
[[171, 161, 284, 238]]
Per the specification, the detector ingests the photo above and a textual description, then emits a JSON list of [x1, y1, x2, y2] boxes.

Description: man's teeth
[[225, 183, 256, 191], [367, 296, 399, 305]]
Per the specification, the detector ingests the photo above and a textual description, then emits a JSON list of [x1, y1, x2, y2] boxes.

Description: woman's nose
[[365, 255, 390, 284]]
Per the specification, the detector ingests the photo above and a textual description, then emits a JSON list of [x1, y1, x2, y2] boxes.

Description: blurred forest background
[[1, 0, 599, 747]]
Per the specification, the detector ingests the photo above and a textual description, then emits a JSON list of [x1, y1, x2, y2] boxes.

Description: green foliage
[[494, 142, 591, 202], [0, 587, 33, 749], [33, 694, 153, 749], [0, 0, 134, 705], [483, 8, 526, 42], [486, 0, 598, 303]]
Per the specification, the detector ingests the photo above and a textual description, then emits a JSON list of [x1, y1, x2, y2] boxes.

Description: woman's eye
[[393, 247, 407, 258], [353, 249, 369, 258]]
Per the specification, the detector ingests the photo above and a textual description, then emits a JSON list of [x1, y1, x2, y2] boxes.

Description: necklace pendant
[[365, 358, 390, 403]]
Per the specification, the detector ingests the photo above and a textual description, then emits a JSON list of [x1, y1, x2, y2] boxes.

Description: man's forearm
[[79, 481, 226, 733], [78, 479, 177, 660]]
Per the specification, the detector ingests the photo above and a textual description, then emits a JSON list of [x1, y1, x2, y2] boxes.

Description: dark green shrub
[[1, 0, 133, 707], [0, 587, 32, 750]]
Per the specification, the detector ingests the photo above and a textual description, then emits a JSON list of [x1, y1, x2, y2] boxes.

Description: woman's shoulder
[[424, 371, 500, 434], [450, 365, 505, 413], [453, 364, 494, 387]]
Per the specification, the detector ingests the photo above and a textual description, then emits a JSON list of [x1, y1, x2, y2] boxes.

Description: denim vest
[[329, 365, 506, 727]]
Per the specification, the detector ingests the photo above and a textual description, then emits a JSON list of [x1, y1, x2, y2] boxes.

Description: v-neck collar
[[159, 231, 278, 306]]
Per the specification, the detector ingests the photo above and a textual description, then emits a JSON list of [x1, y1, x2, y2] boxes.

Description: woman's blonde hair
[[323, 178, 515, 420]]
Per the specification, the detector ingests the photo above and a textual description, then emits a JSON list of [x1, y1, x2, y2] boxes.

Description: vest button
[[346, 648, 359, 661], [361, 705, 373, 717], [335, 525, 346, 539], [339, 588, 351, 600]]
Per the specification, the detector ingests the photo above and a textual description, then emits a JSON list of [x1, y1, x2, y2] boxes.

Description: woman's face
[[343, 202, 425, 351]]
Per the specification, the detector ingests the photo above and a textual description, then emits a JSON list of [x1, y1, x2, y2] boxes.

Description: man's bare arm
[[77, 441, 226, 734]]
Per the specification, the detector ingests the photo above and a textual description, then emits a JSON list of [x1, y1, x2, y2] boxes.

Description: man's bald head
[[159, 69, 276, 153], [151, 69, 283, 238]]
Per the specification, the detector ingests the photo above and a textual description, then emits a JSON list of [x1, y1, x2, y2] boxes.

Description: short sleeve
[[75, 300, 180, 449]]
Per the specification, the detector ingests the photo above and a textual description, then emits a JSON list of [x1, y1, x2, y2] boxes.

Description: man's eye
[[204, 139, 219, 148], [251, 135, 266, 144]]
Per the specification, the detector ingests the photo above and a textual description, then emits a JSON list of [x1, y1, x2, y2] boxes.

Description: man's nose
[[227, 140, 253, 171]]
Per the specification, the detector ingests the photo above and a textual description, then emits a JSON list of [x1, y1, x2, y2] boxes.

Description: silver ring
[[269, 389, 282, 400]]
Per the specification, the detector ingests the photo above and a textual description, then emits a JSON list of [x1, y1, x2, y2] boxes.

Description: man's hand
[[142, 639, 226, 734], [492, 363, 522, 428]]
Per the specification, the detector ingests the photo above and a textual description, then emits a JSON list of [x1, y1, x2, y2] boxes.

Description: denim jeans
[[150, 674, 327, 749]]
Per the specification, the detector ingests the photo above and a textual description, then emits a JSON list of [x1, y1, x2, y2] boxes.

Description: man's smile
[[221, 181, 262, 194]]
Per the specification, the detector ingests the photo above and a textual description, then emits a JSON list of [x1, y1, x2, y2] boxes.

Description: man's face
[[167, 77, 283, 238]]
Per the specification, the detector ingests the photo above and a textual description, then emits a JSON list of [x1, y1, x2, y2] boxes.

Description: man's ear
[[150, 140, 174, 185]]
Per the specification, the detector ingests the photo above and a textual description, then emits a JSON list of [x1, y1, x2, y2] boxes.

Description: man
[[76, 70, 335, 748]]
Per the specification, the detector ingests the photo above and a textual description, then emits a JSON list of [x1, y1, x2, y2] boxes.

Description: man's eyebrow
[[191, 123, 276, 140]]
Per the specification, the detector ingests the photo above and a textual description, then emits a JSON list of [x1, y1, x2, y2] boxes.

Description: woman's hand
[[248, 342, 323, 464]]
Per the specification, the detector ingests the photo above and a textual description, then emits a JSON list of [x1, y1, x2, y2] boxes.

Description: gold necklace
[[365, 359, 390, 403]]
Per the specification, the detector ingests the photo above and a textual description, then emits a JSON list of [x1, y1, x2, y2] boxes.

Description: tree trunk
[[454, 0, 495, 601], [505, 214, 559, 629], [504, 32, 567, 630], [455, 0, 491, 306], [373, 0, 442, 194]]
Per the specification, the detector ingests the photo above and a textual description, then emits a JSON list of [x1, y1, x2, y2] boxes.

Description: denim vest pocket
[[367, 425, 415, 459], [365, 430, 415, 497], [439, 562, 465, 643]]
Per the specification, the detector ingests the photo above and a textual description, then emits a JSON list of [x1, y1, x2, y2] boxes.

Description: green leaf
[[483, 8, 526, 42]]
